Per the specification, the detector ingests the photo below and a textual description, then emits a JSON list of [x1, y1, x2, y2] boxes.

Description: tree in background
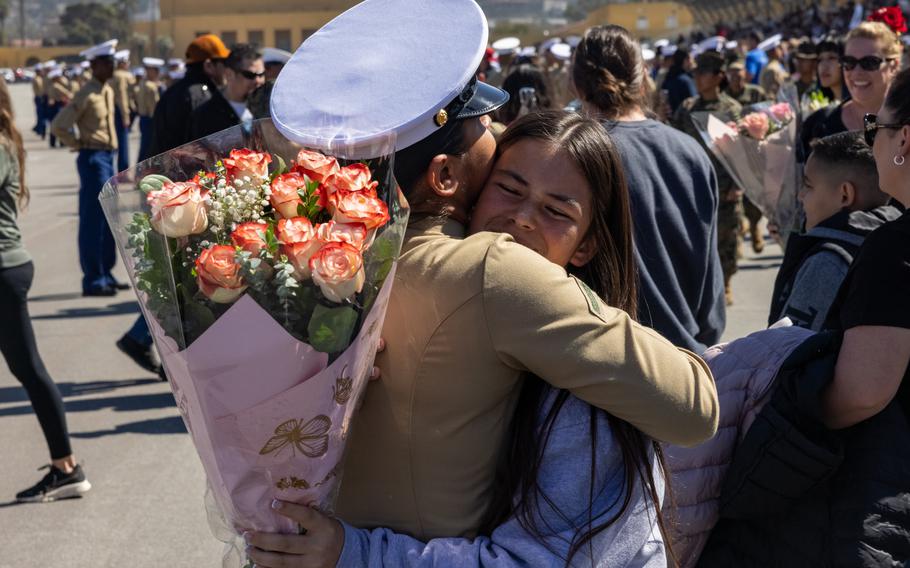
[[59, 3, 122, 45], [0, 0, 8, 45], [156, 35, 173, 59]]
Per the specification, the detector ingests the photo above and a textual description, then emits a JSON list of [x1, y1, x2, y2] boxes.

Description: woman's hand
[[244, 500, 344, 568], [368, 337, 386, 381]]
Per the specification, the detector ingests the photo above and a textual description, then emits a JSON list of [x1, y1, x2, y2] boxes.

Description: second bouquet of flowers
[[99, 118, 408, 564], [692, 101, 800, 243]]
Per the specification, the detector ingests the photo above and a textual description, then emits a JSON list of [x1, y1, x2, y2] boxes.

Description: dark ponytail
[[572, 25, 648, 119]]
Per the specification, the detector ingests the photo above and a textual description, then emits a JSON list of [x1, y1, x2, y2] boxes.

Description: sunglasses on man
[[840, 55, 895, 71], [863, 113, 909, 146], [234, 68, 265, 80]]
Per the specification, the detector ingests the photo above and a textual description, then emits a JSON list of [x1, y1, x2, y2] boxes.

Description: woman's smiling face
[[468, 138, 596, 269]]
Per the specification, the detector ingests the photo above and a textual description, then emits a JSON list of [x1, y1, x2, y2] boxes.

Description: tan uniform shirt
[[337, 218, 719, 539], [31, 76, 45, 97], [48, 80, 73, 105], [50, 78, 118, 151], [109, 69, 136, 119], [134, 79, 161, 117]]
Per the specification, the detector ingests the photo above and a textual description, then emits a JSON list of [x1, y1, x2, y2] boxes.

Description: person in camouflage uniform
[[673, 51, 744, 305], [724, 59, 767, 106]]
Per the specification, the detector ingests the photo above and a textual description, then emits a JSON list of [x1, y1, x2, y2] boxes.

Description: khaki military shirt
[[31, 76, 45, 97], [759, 59, 789, 98], [109, 69, 136, 119], [50, 78, 117, 151], [48, 80, 73, 105], [337, 217, 719, 539], [134, 79, 161, 117]]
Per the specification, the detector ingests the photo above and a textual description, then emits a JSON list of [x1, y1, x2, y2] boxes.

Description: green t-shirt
[[0, 143, 31, 268]]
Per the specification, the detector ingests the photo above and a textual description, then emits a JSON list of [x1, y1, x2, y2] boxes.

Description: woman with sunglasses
[[801, 22, 901, 159]]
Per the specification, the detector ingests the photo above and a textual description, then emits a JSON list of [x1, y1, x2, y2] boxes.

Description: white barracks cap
[[80, 40, 118, 60], [262, 47, 292, 65], [142, 57, 165, 68], [271, 0, 508, 157]]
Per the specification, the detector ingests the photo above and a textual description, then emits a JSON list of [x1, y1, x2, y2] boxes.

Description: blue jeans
[[114, 106, 130, 172], [76, 149, 117, 292], [126, 314, 152, 347], [33, 96, 46, 137], [137, 115, 153, 163], [46, 103, 62, 147]]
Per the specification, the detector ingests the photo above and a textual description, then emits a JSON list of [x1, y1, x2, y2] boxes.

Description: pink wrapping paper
[[151, 266, 396, 534]]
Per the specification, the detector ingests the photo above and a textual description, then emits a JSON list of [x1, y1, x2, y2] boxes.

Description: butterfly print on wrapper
[[259, 415, 331, 458]]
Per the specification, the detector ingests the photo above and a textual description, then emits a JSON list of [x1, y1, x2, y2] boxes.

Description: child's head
[[801, 131, 890, 230]]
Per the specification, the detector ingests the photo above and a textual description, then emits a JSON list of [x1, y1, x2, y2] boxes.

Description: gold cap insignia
[[434, 109, 449, 127]]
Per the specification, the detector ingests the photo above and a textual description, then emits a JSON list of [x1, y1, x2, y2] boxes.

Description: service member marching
[[50, 40, 121, 297], [673, 50, 744, 305], [134, 57, 164, 162], [110, 50, 136, 172]]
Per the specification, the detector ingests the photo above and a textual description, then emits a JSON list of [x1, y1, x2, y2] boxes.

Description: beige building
[[134, 0, 361, 58], [558, 2, 696, 40]]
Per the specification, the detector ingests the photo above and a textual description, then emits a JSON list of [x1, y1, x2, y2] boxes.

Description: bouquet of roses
[[99, 119, 408, 567], [692, 101, 800, 245]]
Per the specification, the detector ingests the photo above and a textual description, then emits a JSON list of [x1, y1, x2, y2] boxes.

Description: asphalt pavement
[[0, 82, 782, 567]]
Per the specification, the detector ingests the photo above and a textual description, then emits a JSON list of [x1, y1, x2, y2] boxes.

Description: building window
[[248, 30, 264, 47], [275, 29, 292, 51], [636, 15, 649, 30], [221, 31, 238, 47], [666, 13, 678, 29]]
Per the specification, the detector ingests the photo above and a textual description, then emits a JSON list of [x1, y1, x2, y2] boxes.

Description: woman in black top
[[801, 22, 902, 159], [0, 78, 91, 502]]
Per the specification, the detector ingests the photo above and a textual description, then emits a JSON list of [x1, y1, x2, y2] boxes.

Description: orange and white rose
[[294, 149, 339, 184], [309, 242, 365, 303], [223, 148, 272, 182], [277, 217, 321, 279], [332, 191, 390, 231], [230, 222, 269, 256], [324, 163, 379, 212], [196, 245, 247, 303], [269, 172, 311, 219], [147, 181, 208, 238], [316, 221, 368, 250]]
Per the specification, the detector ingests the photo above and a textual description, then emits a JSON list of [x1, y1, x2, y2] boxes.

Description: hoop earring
[[896, 155, 906, 166]]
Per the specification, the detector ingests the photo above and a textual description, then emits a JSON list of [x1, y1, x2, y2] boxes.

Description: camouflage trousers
[[718, 197, 744, 282]]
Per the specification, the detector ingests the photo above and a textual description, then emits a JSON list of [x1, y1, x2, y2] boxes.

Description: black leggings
[[0, 262, 72, 460]]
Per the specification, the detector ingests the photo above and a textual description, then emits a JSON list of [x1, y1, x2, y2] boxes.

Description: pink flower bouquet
[[692, 101, 800, 244], [99, 119, 408, 566]]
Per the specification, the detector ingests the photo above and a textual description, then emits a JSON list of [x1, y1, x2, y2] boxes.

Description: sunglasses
[[234, 68, 265, 80], [840, 55, 894, 71], [863, 114, 908, 146]]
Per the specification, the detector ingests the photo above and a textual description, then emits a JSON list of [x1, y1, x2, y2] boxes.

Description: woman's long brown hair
[[0, 77, 28, 208], [478, 110, 676, 566]]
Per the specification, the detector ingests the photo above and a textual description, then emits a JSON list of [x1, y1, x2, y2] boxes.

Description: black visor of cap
[[445, 77, 510, 121]]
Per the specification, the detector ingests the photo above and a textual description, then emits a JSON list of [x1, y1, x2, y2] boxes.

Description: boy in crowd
[[768, 131, 901, 330]]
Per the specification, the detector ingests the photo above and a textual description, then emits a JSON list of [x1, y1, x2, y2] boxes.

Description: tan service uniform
[[50, 78, 117, 150], [134, 79, 161, 118], [109, 68, 136, 124], [31, 75, 45, 98], [337, 217, 719, 540], [48, 80, 73, 105]]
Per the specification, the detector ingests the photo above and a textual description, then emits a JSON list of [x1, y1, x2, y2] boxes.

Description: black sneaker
[[16, 464, 91, 503], [117, 334, 161, 374]]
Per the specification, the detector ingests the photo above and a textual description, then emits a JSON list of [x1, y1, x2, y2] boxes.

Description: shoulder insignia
[[573, 277, 609, 323]]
